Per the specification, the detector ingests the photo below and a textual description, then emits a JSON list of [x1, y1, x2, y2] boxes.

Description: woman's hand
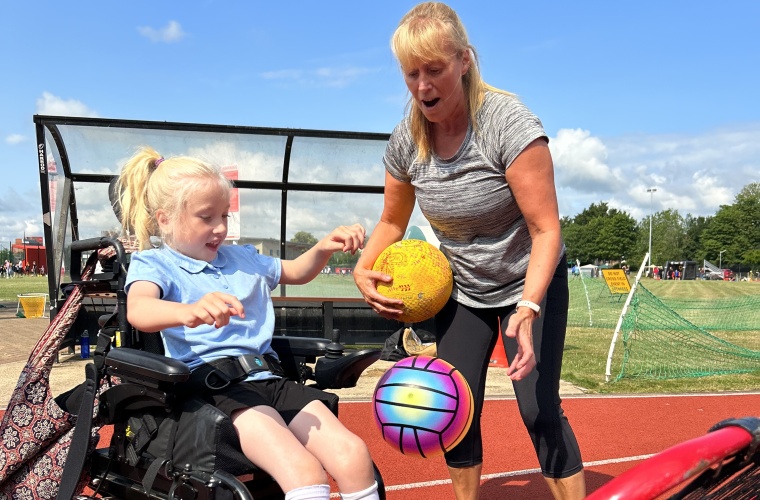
[[503, 308, 537, 381], [181, 292, 245, 329], [353, 266, 405, 320]]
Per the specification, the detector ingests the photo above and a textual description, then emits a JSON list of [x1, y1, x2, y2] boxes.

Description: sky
[[2, 1, 760, 249]]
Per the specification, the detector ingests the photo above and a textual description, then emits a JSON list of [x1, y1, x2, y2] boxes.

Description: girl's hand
[[182, 292, 245, 329], [323, 224, 366, 254], [503, 308, 537, 381], [353, 265, 405, 320]]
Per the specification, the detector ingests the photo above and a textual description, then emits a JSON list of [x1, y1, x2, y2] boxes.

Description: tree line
[[560, 182, 760, 271]]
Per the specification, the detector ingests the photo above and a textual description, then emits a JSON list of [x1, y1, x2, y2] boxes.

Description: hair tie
[[153, 157, 165, 170]]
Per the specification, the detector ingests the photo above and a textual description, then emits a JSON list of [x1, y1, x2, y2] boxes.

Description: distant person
[[352, 3, 585, 499], [117, 147, 380, 500]]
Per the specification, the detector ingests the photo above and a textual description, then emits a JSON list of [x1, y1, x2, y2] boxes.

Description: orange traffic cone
[[490, 331, 509, 368]]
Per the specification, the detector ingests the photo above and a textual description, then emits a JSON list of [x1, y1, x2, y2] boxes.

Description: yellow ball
[[372, 239, 453, 323]]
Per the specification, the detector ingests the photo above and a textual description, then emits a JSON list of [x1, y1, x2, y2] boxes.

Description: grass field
[[2, 274, 758, 394], [0, 275, 49, 302]]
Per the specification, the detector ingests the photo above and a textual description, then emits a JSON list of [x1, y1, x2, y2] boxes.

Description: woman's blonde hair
[[392, 2, 510, 160], [116, 146, 231, 251]]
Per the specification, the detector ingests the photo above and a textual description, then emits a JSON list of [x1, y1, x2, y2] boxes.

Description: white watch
[[516, 300, 541, 317]]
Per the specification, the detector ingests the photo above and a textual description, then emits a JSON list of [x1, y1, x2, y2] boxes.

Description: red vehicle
[[723, 269, 735, 280]]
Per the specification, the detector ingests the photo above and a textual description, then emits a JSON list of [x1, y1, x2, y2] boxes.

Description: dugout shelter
[[33, 115, 435, 345], [663, 260, 697, 280]]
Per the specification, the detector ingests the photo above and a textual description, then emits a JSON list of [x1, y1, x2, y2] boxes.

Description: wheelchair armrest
[[315, 349, 381, 389], [271, 336, 331, 357], [106, 347, 191, 384]]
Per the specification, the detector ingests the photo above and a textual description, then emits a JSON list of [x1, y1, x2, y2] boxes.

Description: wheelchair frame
[[60, 237, 385, 500]]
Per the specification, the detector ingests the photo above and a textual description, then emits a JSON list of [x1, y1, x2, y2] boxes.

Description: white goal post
[[604, 253, 649, 383]]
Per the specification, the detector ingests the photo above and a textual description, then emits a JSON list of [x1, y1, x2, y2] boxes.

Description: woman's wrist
[[516, 299, 541, 317]]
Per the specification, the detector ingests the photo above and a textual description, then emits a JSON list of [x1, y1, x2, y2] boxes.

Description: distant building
[[11, 237, 47, 272], [234, 237, 311, 260]]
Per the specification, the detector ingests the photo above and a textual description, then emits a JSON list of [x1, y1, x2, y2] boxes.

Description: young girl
[[118, 147, 379, 500]]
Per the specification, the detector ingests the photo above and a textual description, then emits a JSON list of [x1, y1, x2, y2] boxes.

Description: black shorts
[[204, 378, 338, 425]]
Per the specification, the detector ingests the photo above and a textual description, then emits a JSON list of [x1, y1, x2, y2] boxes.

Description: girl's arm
[[127, 280, 245, 331], [280, 223, 366, 285]]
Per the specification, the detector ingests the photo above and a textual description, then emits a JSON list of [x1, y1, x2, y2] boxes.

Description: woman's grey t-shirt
[[383, 91, 550, 308]]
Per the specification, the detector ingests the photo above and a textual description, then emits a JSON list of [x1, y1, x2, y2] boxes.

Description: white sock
[[340, 481, 380, 500], [284, 484, 331, 500]]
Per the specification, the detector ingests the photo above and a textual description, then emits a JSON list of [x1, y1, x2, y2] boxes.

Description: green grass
[[562, 327, 760, 394], [643, 277, 760, 299], [565, 276, 760, 394], [3, 274, 758, 395], [0, 276, 49, 302]]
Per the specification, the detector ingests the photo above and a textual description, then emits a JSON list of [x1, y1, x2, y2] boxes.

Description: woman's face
[[402, 50, 470, 124]]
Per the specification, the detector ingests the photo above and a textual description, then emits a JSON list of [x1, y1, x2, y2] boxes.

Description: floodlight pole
[[647, 188, 657, 268], [719, 249, 726, 269]]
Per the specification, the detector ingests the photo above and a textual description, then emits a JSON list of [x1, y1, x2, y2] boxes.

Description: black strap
[[125, 414, 159, 466], [142, 409, 180, 494], [56, 363, 97, 500], [188, 354, 285, 392]]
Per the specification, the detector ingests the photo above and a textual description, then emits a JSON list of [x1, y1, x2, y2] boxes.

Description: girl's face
[[161, 180, 230, 262], [402, 50, 470, 125]]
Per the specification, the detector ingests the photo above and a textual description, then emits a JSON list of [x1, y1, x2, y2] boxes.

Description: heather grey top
[[384, 91, 557, 308]]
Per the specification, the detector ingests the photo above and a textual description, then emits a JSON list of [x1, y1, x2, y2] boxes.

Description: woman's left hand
[[504, 308, 537, 381]]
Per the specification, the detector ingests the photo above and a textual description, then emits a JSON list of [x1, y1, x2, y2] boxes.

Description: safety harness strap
[[189, 354, 285, 392]]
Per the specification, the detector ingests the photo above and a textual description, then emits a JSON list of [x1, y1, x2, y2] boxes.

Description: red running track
[[340, 392, 760, 499], [4, 392, 757, 499]]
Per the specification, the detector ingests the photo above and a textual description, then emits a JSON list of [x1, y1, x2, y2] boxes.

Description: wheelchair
[[55, 236, 385, 500]]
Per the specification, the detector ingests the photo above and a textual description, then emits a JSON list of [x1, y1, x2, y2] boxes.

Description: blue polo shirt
[[125, 244, 281, 379]]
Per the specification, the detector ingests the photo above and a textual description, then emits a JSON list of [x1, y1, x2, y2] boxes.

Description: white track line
[[339, 391, 760, 404], [328, 454, 656, 496]]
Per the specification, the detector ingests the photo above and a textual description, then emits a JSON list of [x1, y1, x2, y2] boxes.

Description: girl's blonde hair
[[116, 146, 231, 251], [391, 2, 510, 160]]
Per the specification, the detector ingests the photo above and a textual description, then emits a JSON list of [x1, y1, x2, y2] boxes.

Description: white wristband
[[516, 300, 541, 317]]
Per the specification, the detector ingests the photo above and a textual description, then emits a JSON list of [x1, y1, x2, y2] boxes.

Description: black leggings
[[434, 259, 583, 478]]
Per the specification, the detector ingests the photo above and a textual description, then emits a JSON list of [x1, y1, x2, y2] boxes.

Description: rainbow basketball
[[372, 355, 474, 458], [372, 239, 453, 323]]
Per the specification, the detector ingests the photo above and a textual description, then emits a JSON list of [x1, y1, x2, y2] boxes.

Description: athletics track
[[342, 392, 760, 499], [66, 391, 760, 498]]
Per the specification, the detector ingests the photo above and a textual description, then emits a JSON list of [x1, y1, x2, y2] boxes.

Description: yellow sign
[[601, 269, 631, 294]]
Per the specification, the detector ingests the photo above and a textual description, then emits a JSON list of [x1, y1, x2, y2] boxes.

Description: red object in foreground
[[586, 424, 754, 500]]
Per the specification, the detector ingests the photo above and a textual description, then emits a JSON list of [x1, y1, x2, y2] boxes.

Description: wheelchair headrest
[[108, 177, 122, 223]]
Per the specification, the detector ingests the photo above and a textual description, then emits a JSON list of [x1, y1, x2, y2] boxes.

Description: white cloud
[[5, 134, 26, 145], [550, 124, 760, 220], [260, 65, 379, 88], [550, 128, 623, 191], [138, 20, 186, 43], [35, 92, 98, 117]]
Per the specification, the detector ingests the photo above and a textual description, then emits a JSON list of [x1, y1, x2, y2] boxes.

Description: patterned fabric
[[0, 250, 109, 500]]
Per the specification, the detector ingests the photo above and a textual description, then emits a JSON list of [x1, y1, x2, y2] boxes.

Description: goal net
[[567, 260, 760, 382], [611, 283, 760, 381]]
